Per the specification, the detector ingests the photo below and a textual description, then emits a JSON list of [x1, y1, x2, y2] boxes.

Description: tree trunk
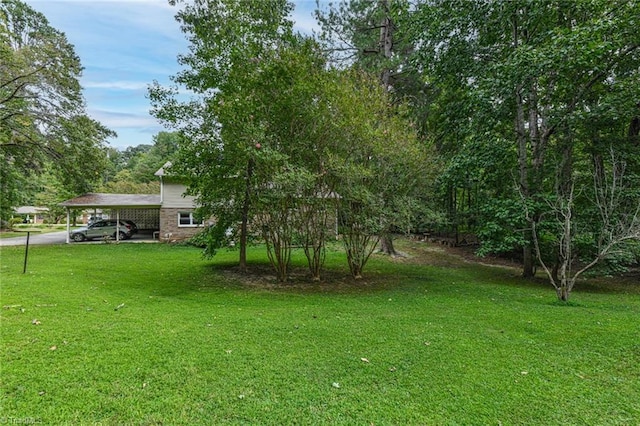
[[378, 0, 393, 89], [522, 243, 535, 278], [379, 234, 398, 256], [556, 285, 570, 302], [551, 259, 560, 283], [239, 207, 248, 272], [239, 158, 254, 272], [377, 0, 402, 256], [515, 80, 532, 278]]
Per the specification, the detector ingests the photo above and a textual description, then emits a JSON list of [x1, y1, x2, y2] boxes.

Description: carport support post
[[116, 209, 120, 242], [66, 208, 70, 244]]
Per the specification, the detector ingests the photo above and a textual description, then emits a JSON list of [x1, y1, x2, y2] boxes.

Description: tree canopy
[[150, 0, 428, 280], [406, 0, 640, 298], [0, 0, 113, 222]]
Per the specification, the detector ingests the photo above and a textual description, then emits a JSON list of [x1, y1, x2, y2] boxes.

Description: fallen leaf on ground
[[3, 305, 22, 310], [49, 346, 57, 351], [332, 382, 341, 388], [32, 319, 41, 325], [360, 358, 370, 363]]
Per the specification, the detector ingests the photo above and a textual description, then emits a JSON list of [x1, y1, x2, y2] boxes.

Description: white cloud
[[90, 109, 158, 129], [83, 81, 149, 91]]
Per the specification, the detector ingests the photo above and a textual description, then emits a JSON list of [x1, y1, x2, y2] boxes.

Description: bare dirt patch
[[391, 239, 522, 271], [214, 263, 391, 293]]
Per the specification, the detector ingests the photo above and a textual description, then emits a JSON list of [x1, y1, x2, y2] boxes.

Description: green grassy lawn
[[0, 231, 25, 239], [0, 225, 68, 239], [1, 241, 638, 424]]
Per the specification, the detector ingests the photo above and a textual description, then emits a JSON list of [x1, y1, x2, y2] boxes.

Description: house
[[155, 161, 208, 241], [13, 206, 49, 224], [60, 162, 204, 243]]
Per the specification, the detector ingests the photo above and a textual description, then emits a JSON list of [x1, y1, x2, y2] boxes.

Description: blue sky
[[23, 0, 323, 150]]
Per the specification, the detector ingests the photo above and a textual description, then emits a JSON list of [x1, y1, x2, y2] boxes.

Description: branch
[[1, 111, 26, 122], [0, 64, 47, 90], [531, 219, 558, 289], [0, 80, 29, 106]]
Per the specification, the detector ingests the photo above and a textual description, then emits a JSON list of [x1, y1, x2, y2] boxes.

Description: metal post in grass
[[16, 229, 41, 274]]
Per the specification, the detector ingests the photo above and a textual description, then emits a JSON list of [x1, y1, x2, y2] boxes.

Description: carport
[[60, 193, 162, 243]]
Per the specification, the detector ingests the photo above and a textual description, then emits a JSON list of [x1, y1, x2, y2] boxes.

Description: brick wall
[[159, 208, 203, 242]]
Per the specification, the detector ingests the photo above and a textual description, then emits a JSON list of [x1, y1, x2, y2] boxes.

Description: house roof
[[14, 206, 49, 214], [154, 161, 172, 177], [59, 193, 162, 208]]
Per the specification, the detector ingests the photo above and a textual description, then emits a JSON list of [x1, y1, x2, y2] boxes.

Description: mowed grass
[[1, 241, 639, 424], [0, 225, 68, 239]]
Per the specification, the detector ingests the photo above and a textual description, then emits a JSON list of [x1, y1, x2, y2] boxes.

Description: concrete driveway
[[0, 231, 69, 246], [0, 230, 157, 246]]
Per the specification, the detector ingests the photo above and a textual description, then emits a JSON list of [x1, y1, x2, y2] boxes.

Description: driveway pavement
[[0, 230, 157, 246]]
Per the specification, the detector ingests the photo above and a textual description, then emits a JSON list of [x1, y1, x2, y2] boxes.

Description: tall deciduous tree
[[316, 0, 433, 256], [0, 0, 113, 221], [150, 0, 295, 271], [325, 69, 428, 278]]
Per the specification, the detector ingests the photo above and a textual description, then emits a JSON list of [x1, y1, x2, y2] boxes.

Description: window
[[178, 211, 202, 227]]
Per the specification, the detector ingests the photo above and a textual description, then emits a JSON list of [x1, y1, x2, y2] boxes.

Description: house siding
[[162, 181, 197, 208]]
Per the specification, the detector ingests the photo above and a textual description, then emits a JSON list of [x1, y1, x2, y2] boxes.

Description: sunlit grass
[[0, 225, 68, 239], [1, 242, 638, 424], [0, 231, 25, 239]]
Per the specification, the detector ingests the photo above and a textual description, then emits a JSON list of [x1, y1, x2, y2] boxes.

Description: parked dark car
[[70, 220, 135, 242], [122, 220, 138, 234]]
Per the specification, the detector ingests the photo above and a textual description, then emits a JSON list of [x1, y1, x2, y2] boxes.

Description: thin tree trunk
[[552, 259, 560, 283], [522, 242, 535, 278], [239, 158, 254, 272], [515, 84, 535, 278], [512, 12, 539, 279], [239, 207, 248, 272]]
